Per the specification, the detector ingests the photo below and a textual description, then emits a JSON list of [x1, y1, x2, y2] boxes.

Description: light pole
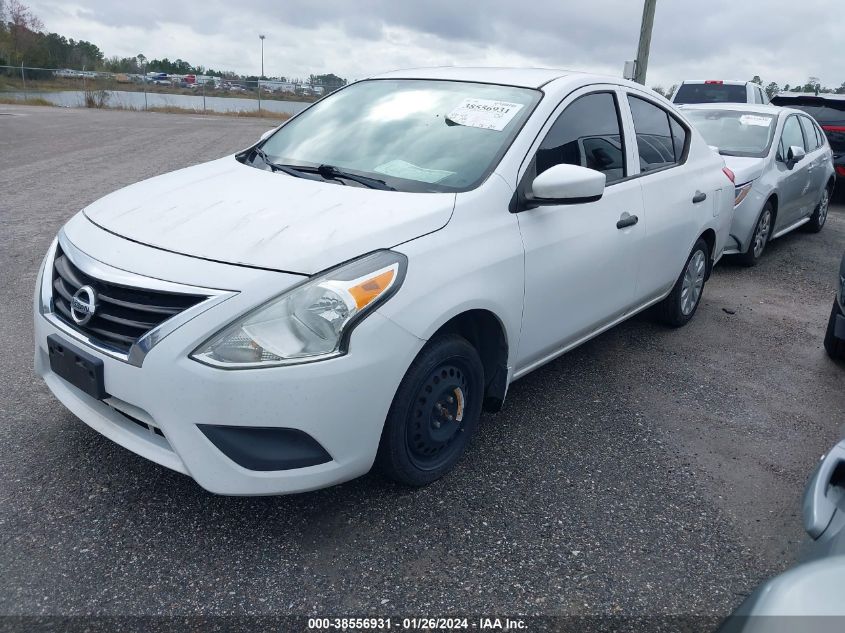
[[258, 34, 265, 114], [259, 34, 265, 79]]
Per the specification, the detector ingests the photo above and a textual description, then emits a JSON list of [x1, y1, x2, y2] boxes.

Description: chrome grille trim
[[42, 232, 237, 367]]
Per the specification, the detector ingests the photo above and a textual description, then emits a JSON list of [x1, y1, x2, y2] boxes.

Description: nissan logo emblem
[[70, 285, 97, 325]]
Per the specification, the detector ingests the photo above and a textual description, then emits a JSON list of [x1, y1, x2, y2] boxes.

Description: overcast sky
[[26, 0, 845, 88]]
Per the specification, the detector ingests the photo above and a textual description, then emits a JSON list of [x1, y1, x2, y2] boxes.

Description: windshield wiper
[[252, 150, 395, 190], [316, 164, 396, 191], [252, 147, 311, 179]]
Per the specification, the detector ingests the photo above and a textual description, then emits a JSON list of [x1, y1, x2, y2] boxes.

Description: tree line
[[0, 0, 347, 87]]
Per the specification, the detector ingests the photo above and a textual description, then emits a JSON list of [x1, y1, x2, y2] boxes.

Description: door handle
[[692, 191, 707, 203], [616, 213, 639, 229]]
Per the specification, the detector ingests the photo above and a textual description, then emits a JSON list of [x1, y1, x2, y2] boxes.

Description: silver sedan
[[682, 104, 835, 266]]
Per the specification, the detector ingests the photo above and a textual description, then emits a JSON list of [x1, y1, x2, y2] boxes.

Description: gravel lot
[[1, 105, 844, 621]]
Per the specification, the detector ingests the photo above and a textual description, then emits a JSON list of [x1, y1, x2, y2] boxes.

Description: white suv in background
[[35, 67, 733, 495], [672, 80, 769, 105]]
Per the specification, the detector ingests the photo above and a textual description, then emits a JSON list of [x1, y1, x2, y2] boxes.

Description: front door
[[774, 114, 814, 228], [515, 89, 643, 371]]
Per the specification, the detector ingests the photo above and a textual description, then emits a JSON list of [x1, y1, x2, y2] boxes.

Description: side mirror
[[529, 164, 606, 205], [786, 145, 806, 169], [259, 128, 276, 142]]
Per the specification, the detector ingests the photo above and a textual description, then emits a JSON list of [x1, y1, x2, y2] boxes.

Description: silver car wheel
[[680, 250, 706, 316], [818, 189, 829, 227], [752, 209, 772, 259]]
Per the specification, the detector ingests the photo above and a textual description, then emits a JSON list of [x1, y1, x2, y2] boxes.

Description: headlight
[[734, 181, 753, 207], [191, 250, 406, 368]]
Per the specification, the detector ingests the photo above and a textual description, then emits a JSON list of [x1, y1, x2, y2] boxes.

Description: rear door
[[799, 115, 827, 210], [623, 92, 711, 301]]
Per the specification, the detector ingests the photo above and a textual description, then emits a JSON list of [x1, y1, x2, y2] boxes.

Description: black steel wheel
[[377, 334, 484, 486]]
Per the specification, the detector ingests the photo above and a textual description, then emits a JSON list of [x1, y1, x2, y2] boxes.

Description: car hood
[[722, 155, 767, 186], [83, 156, 456, 274]]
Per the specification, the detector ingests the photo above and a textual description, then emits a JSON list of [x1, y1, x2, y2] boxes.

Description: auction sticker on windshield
[[446, 98, 524, 131], [739, 114, 772, 127]]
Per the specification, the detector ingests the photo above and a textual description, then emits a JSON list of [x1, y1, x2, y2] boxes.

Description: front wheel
[[738, 203, 773, 266], [804, 186, 831, 233], [655, 238, 710, 328], [376, 334, 484, 487]]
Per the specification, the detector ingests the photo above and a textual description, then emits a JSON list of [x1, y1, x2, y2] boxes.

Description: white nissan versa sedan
[[34, 68, 733, 495]]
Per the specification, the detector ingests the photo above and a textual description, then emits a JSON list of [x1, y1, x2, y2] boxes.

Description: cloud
[[26, 0, 845, 88]]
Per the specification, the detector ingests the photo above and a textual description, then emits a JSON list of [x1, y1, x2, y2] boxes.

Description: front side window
[[534, 92, 626, 184], [627, 96, 682, 172], [799, 116, 820, 151], [779, 115, 805, 160], [258, 79, 541, 193], [684, 109, 777, 158]]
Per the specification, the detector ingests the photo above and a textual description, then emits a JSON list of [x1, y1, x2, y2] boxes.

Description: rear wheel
[[738, 203, 773, 266], [824, 300, 845, 360], [376, 334, 484, 486], [804, 186, 831, 233], [655, 238, 710, 327]]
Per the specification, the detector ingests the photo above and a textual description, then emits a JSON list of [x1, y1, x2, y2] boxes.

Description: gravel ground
[[1, 105, 843, 622]]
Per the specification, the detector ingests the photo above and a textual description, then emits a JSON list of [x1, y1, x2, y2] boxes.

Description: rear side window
[[814, 123, 825, 148], [673, 83, 748, 104], [627, 95, 684, 172], [669, 117, 688, 162], [799, 116, 820, 151], [535, 92, 626, 184], [779, 116, 805, 159]]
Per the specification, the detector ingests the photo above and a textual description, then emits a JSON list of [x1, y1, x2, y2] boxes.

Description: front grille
[[51, 245, 206, 354]]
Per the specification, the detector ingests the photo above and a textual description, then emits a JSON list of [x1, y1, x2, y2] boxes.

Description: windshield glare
[[259, 79, 541, 193], [684, 109, 777, 157]]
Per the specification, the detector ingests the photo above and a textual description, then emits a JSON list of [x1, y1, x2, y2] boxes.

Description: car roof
[[772, 92, 845, 102], [366, 66, 583, 89], [678, 79, 749, 86], [679, 103, 798, 116]]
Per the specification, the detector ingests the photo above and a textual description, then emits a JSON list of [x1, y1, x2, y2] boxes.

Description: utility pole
[[258, 34, 265, 114], [633, 0, 657, 85]]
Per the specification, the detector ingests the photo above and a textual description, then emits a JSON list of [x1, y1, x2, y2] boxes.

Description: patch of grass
[[0, 95, 292, 120], [133, 104, 291, 120], [0, 96, 54, 106]]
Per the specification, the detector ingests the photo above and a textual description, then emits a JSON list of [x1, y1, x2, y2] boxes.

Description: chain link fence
[[0, 64, 338, 116]]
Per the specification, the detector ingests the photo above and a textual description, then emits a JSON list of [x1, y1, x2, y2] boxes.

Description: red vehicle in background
[[772, 93, 845, 188]]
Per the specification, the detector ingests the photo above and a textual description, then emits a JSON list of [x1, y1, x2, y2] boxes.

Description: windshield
[[684, 109, 777, 157], [257, 79, 541, 193], [674, 83, 747, 104]]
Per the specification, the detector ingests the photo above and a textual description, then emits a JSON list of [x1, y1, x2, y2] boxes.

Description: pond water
[[3, 90, 311, 115]]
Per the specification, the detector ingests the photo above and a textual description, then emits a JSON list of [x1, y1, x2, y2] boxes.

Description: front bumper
[[723, 187, 766, 255], [34, 229, 424, 495]]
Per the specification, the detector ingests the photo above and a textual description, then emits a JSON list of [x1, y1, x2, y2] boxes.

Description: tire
[[655, 238, 710, 328], [738, 203, 773, 266], [376, 334, 484, 487], [824, 299, 845, 361], [804, 185, 831, 233]]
